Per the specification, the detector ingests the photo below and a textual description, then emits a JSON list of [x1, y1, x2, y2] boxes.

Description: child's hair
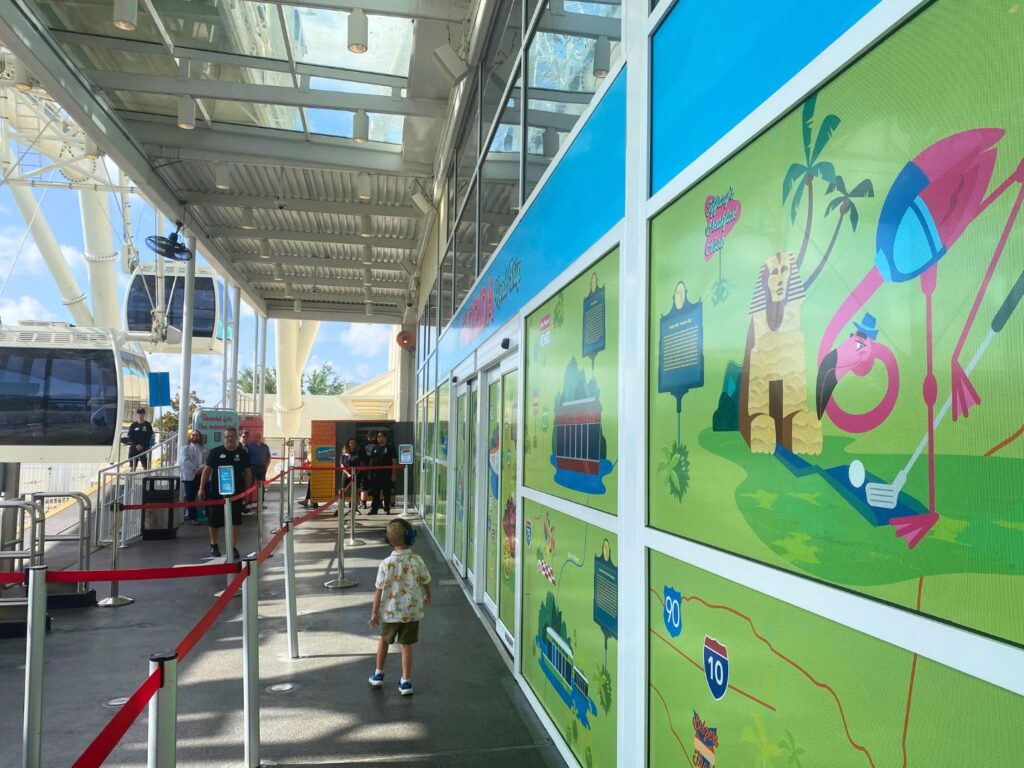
[[386, 520, 409, 547]]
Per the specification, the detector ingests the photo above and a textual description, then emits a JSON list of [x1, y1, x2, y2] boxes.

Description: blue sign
[[217, 465, 235, 496], [148, 372, 171, 407], [593, 554, 618, 640], [581, 285, 607, 362], [703, 636, 729, 700], [663, 585, 682, 638]]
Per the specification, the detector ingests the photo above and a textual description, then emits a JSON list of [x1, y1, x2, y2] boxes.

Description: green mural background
[[649, 550, 1024, 767], [433, 381, 450, 544], [525, 248, 620, 516], [523, 500, 618, 768], [647, 0, 1024, 645], [486, 379, 500, 604], [499, 369, 519, 635]]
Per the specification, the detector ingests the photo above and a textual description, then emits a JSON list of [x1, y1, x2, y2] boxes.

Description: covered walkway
[[0, 485, 565, 767]]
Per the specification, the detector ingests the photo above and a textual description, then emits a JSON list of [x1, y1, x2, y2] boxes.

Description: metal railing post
[[22, 565, 46, 768], [325, 488, 357, 590], [223, 498, 235, 584], [98, 503, 133, 607], [285, 462, 294, 525], [282, 509, 299, 659], [346, 471, 363, 547], [241, 557, 261, 768], [403, 464, 409, 516], [278, 466, 286, 529], [147, 651, 177, 768], [256, 480, 264, 553]]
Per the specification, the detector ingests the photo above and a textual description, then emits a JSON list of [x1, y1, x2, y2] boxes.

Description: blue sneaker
[[368, 671, 384, 688], [398, 680, 413, 696]]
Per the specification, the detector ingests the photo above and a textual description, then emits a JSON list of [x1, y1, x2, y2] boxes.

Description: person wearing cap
[[125, 407, 154, 470]]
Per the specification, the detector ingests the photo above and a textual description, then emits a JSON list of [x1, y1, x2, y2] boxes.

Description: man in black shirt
[[125, 408, 154, 470], [198, 427, 253, 559], [366, 431, 397, 515]]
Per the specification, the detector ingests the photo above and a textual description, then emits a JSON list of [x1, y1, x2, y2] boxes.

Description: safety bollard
[[324, 493, 357, 590], [147, 651, 178, 768], [98, 503, 134, 607], [241, 557, 261, 768], [22, 565, 46, 768], [282, 512, 299, 659]]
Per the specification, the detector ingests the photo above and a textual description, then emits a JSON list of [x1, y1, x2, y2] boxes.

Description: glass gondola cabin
[[0, 323, 149, 463], [123, 263, 222, 354]]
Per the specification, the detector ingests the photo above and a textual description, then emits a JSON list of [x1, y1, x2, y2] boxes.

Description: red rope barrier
[[72, 668, 162, 768], [293, 493, 342, 527], [121, 484, 258, 511], [176, 565, 248, 663], [293, 464, 407, 471], [0, 571, 24, 587], [257, 526, 287, 565], [47, 563, 239, 583]]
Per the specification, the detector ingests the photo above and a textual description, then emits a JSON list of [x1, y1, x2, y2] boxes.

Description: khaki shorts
[[381, 621, 419, 645]]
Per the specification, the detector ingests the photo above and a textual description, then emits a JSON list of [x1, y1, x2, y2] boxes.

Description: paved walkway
[[0, 486, 566, 767]]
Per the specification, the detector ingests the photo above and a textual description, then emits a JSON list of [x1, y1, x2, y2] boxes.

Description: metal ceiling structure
[[0, 0, 477, 323]]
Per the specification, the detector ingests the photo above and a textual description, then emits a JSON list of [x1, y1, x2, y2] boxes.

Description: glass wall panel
[[425, 390, 436, 460], [456, 86, 480, 209], [467, 387, 478, 568], [498, 369, 518, 635], [454, 392, 468, 566], [485, 379, 501, 603], [437, 380, 451, 463], [481, 81, 522, 265], [481, 0, 524, 140], [455, 181, 479, 309], [440, 243, 456, 330]]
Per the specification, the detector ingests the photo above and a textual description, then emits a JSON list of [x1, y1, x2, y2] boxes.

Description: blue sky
[[0, 178, 393, 406]]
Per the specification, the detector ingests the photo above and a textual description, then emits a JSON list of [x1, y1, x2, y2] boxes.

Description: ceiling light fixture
[[113, 0, 138, 32], [293, 298, 303, 313], [258, 239, 270, 259], [542, 127, 559, 159], [353, 109, 369, 143], [12, 60, 32, 92], [272, 264, 284, 282], [365, 302, 373, 316], [83, 136, 101, 161], [360, 245, 374, 265], [593, 36, 611, 79], [240, 207, 257, 230], [177, 94, 196, 130], [358, 214, 372, 237], [215, 163, 231, 190], [356, 171, 372, 201], [486, 224, 501, 247], [432, 44, 468, 84], [363, 268, 372, 286], [348, 8, 368, 54]]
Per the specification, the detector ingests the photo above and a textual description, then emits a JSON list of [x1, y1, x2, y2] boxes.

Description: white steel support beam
[[176, 239, 196, 456], [128, 118, 432, 176], [0, 0, 267, 314], [179, 191, 421, 220], [257, 274, 408, 290], [206, 226, 417, 250], [231, 252, 409, 270], [52, 30, 409, 90], [79, 189, 121, 330], [266, 0, 466, 23], [86, 70, 447, 119], [266, 303, 404, 322]]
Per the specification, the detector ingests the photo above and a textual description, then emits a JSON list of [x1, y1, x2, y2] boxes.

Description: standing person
[[368, 518, 431, 695], [198, 427, 253, 560], [367, 431, 397, 515], [340, 437, 364, 509], [179, 430, 205, 525], [125, 408, 154, 470], [360, 431, 377, 509], [244, 431, 272, 512]]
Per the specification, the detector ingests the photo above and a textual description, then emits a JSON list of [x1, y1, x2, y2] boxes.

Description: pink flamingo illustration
[[816, 129, 1024, 547]]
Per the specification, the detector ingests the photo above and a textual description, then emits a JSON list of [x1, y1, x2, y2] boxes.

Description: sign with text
[[217, 465, 235, 496], [398, 444, 414, 465]]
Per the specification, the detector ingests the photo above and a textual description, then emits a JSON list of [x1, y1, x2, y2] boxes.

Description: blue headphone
[[394, 518, 416, 546]]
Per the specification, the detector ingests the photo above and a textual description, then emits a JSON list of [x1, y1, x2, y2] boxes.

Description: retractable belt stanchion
[[23, 565, 46, 768], [278, 467, 286, 530], [241, 557, 261, 768], [346, 468, 364, 547], [256, 480, 264, 553], [282, 506, 299, 659], [223, 498, 236, 586], [98, 503, 134, 607], [147, 651, 178, 768], [325, 478, 357, 590], [403, 464, 409, 516]]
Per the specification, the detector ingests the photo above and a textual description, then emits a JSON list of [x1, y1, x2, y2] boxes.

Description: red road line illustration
[[984, 423, 1024, 456], [900, 576, 925, 768], [650, 682, 690, 757], [652, 587, 876, 767]]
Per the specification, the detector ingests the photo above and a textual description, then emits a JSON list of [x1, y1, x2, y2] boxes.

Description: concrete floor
[[0, 487, 566, 767]]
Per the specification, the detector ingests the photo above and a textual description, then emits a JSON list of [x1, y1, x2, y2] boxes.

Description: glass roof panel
[[147, 0, 289, 60], [35, 1, 165, 45], [285, 7, 414, 77], [304, 109, 404, 144], [309, 77, 393, 98]]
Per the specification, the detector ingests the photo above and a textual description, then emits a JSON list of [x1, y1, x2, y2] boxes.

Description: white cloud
[[0, 225, 44, 275], [0, 295, 57, 324], [149, 352, 227, 406], [338, 322, 391, 358]]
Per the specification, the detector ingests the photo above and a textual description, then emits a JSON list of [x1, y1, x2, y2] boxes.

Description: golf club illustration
[[865, 267, 1023, 512], [817, 129, 1024, 547]]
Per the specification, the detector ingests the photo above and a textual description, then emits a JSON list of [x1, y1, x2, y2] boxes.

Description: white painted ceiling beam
[[53, 30, 409, 89], [265, 303, 405, 322], [232, 251, 411, 270], [536, 13, 620, 41], [255, 274, 408, 290], [206, 226, 417, 250], [266, 0, 467, 23], [179, 190, 421, 219], [86, 70, 446, 118]]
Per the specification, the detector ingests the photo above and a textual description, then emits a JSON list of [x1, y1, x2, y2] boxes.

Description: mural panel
[[648, 551, 1024, 767], [523, 500, 617, 768], [525, 248, 619, 515], [499, 369, 519, 636], [647, 0, 1024, 645]]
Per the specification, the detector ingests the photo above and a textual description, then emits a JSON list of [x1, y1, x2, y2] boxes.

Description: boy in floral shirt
[[368, 518, 431, 695]]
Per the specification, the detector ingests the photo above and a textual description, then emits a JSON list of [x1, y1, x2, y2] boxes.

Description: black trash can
[[140, 476, 180, 540]]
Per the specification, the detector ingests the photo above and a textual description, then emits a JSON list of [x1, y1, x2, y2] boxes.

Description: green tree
[[238, 366, 277, 394], [804, 175, 874, 290], [779, 729, 805, 767], [741, 714, 779, 768], [153, 390, 204, 437], [782, 94, 839, 269], [303, 362, 347, 395]]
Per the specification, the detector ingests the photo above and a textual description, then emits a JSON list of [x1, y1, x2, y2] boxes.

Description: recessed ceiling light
[[354, 110, 369, 144], [215, 163, 231, 190], [356, 172, 372, 201], [113, 0, 138, 32], [348, 9, 368, 54], [177, 94, 196, 130]]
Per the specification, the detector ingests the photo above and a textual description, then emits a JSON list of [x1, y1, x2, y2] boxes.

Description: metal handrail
[[96, 433, 178, 545], [30, 492, 92, 594], [0, 499, 42, 604]]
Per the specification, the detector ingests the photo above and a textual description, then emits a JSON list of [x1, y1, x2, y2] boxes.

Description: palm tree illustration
[[782, 94, 840, 269], [804, 174, 875, 290], [741, 714, 779, 768], [778, 729, 805, 767]]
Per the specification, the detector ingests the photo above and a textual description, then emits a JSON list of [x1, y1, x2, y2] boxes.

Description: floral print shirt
[[375, 548, 431, 623]]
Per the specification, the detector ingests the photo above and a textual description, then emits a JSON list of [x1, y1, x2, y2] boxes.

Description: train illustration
[[537, 626, 598, 729]]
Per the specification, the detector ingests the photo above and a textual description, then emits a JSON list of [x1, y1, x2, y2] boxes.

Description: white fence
[[18, 464, 103, 509]]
